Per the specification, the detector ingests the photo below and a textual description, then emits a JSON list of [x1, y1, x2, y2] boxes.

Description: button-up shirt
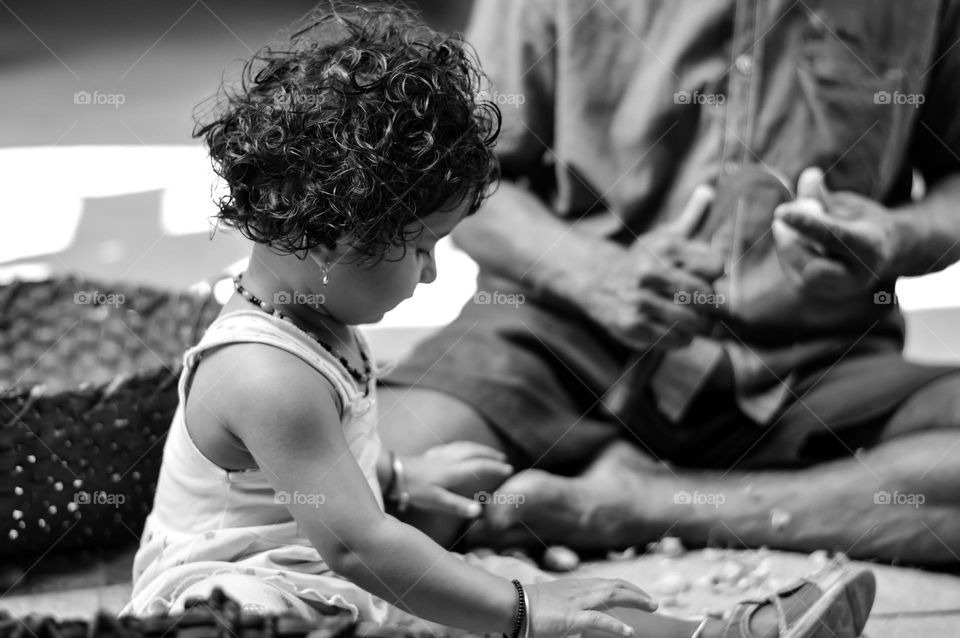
[[467, 0, 960, 424]]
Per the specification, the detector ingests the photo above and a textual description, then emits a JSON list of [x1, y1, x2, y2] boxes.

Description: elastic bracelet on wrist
[[391, 453, 410, 513], [383, 450, 398, 497], [505, 579, 526, 638]]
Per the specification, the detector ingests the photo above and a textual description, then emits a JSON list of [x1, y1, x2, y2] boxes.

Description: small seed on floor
[[647, 536, 686, 557], [543, 545, 580, 572], [502, 547, 536, 565], [770, 508, 792, 531], [655, 571, 690, 595], [713, 559, 745, 584], [809, 549, 829, 567], [701, 547, 724, 561], [607, 545, 638, 561], [694, 574, 717, 590]]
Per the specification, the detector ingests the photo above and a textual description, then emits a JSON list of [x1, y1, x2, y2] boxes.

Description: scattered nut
[[694, 574, 717, 590], [501, 547, 536, 565], [542, 545, 580, 572], [647, 536, 686, 557], [770, 508, 792, 531], [654, 571, 690, 595], [702, 547, 724, 561], [714, 560, 745, 584], [809, 549, 830, 567], [607, 545, 639, 561]]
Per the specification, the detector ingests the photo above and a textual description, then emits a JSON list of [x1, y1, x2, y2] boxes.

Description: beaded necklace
[[232, 274, 371, 386]]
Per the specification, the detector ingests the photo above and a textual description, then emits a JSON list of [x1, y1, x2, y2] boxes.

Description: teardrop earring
[[309, 251, 331, 287]]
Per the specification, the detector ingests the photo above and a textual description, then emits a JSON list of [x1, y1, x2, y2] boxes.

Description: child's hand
[[526, 578, 657, 637], [402, 442, 513, 518]]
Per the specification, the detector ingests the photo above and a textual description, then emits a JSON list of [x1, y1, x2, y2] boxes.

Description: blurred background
[[1, 0, 477, 361], [1, 0, 959, 362]]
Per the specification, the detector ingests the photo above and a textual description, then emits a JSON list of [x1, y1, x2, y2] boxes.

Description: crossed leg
[[378, 376, 960, 566]]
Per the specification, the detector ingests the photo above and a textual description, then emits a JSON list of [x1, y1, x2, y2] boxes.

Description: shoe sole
[[783, 567, 876, 638]]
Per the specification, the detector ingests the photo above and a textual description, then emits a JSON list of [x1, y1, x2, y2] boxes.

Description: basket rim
[[0, 276, 221, 409]]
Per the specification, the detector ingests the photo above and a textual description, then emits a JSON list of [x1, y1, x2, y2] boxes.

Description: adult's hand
[[773, 167, 899, 300], [579, 185, 725, 350]]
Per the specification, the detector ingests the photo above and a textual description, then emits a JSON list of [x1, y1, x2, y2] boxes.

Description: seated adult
[[380, 0, 960, 566]]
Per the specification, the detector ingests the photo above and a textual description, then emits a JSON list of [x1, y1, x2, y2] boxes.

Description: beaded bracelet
[[505, 579, 527, 638], [391, 453, 410, 513]]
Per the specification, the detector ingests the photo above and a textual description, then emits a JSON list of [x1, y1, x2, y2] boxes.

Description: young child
[[122, 5, 875, 638]]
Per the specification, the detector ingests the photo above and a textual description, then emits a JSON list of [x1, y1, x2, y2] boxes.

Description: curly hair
[[194, 1, 501, 261]]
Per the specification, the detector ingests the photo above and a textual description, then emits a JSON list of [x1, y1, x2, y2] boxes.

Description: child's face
[[318, 200, 469, 324]]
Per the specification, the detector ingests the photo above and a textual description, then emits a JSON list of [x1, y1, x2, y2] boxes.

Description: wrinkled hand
[[773, 167, 898, 299], [401, 442, 513, 519], [526, 578, 657, 637], [582, 185, 726, 350]]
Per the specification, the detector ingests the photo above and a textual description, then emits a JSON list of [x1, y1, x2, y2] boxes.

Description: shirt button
[[723, 161, 740, 175], [735, 54, 753, 75]]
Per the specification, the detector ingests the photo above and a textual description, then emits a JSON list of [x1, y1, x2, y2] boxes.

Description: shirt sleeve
[[913, 0, 960, 186], [466, 0, 556, 180]]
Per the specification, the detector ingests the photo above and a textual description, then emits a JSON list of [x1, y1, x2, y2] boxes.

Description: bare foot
[[465, 469, 584, 547], [464, 459, 671, 549]]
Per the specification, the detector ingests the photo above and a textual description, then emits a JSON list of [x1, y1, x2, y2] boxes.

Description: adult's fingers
[[636, 267, 716, 301], [614, 288, 706, 338], [797, 166, 831, 203], [619, 323, 693, 351], [797, 254, 851, 289], [666, 184, 716, 238], [644, 291, 712, 334], [670, 241, 726, 281], [774, 206, 869, 262]]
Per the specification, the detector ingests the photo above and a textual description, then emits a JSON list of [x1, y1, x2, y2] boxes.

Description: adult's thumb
[[797, 166, 830, 203]]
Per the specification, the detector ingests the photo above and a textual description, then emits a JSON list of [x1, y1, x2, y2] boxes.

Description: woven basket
[[0, 277, 222, 562], [0, 588, 491, 638]]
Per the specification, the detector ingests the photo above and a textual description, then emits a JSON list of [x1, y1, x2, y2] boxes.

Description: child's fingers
[[588, 589, 658, 613], [437, 441, 509, 462], [416, 488, 483, 518], [461, 459, 514, 479], [610, 579, 656, 602], [611, 580, 658, 611], [570, 611, 635, 637], [584, 580, 658, 613]]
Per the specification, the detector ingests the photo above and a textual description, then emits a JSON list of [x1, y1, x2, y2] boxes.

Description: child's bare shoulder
[[185, 340, 341, 471]]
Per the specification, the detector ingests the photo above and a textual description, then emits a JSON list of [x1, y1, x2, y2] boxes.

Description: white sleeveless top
[[121, 309, 393, 621]]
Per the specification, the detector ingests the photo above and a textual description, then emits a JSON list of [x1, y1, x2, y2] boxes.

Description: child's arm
[[225, 350, 513, 630], [222, 348, 654, 636]]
